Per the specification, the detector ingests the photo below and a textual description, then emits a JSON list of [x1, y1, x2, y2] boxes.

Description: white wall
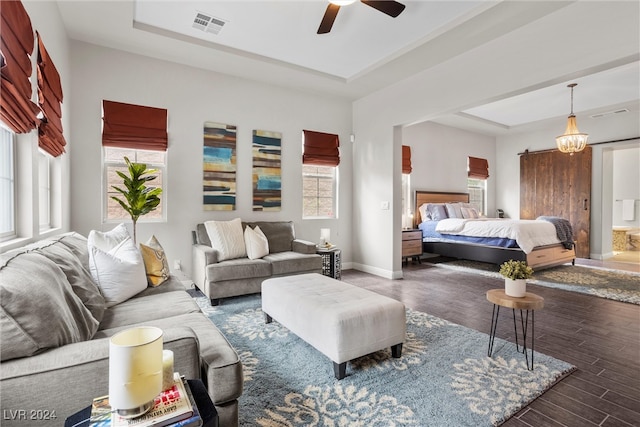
[[403, 121, 496, 217], [0, 1, 72, 253], [612, 147, 640, 228], [68, 41, 353, 277], [352, 1, 639, 277]]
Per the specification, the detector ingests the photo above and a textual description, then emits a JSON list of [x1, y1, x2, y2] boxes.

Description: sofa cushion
[[263, 251, 322, 275], [244, 221, 295, 253], [98, 291, 201, 331], [0, 252, 100, 361], [244, 225, 269, 260], [208, 258, 271, 282], [140, 235, 171, 286], [89, 237, 148, 307], [205, 218, 247, 261]]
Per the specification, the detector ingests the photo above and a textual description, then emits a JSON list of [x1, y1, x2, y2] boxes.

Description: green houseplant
[[111, 157, 162, 244], [499, 260, 533, 297]]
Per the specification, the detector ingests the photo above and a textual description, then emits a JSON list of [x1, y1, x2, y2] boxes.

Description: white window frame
[[302, 164, 338, 219], [402, 173, 412, 228], [38, 150, 52, 231], [467, 178, 487, 216], [0, 125, 16, 242], [103, 147, 167, 223]]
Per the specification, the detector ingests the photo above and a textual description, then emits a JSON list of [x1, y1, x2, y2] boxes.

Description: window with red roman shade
[[36, 32, 66, 157], [402, 145, 412, 174], [302, 129, 340, 167], [0, 0, 41, 133], [102, 100, 168, 151], [468, 156, 489, 180]]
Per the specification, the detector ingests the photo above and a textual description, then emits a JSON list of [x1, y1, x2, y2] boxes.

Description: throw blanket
[[435, 218, 561, 254], [537, 216, 574, 249]]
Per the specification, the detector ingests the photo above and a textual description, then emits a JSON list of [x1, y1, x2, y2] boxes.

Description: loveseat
[[0, 232, 243, 426], [192, 220, 323, 305]]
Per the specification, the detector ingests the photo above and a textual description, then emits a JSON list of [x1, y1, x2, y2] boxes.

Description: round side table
[[486, 289, 544, 370]]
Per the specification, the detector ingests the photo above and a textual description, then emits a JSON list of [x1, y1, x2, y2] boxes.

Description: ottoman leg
[[333, 362, 347, 380], [391, 343, 403, 358], [264, 313, 273, 324]]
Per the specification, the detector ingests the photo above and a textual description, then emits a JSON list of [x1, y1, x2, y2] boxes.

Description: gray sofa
[[0, 232, 243, 427], [192, 221, 323, 305]]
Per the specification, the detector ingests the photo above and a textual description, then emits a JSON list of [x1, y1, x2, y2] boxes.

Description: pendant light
[[556, 83, 588, 154]]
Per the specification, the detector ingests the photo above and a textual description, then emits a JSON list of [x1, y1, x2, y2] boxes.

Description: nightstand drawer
[[402, 239, 422, 256], [402, 230, 422, 241]]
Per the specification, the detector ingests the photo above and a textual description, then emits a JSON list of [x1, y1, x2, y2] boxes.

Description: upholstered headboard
[[414, 191, 470, 227]]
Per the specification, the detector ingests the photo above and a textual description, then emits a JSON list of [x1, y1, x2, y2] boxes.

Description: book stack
[[89, 373, 202, 427]]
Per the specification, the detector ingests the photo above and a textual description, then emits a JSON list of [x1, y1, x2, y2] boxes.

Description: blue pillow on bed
[[427, 203, 448, 221]]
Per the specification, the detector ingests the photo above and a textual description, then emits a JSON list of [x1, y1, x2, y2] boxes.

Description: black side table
[[317, 247, 341, 279], [64, 379, 218, 427]]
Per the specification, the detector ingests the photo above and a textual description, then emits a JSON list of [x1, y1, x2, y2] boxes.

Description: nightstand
[[317, 247, 341, 279], [402, 229, 422, 265]]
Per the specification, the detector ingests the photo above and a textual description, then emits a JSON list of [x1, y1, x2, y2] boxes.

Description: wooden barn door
[[520, 146, 591, 258]]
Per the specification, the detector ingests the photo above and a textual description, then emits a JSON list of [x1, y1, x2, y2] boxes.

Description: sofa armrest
[[192, 244, 219, 290], [0, 327, 200, 426], [292, 239, 317, 254]]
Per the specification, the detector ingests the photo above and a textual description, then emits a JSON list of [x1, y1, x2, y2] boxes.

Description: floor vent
[[590, 108, 629, 119], [192, 11, 227, 35]]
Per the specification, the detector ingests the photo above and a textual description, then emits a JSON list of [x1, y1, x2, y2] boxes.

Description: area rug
[[424, 259, 640, 305], [195, 294, 575, 426]]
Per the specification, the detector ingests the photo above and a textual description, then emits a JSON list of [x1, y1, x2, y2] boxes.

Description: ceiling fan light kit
[[556, 83, 589, 154], [318, 0, 406, 34]]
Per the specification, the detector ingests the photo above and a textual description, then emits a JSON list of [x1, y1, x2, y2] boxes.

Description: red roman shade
[[402, 145, 412, 174], [0, 0, 40, 133], [102, 100, 168, 151], [302, 129, 340, 167], [36, 32, 66, 157], [468, 156, 489, 180]]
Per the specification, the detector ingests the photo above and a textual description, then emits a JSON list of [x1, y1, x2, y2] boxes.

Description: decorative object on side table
[[499, 260, 533, 298]]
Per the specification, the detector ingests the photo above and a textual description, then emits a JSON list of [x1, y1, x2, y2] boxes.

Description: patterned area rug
[[425, 259, 640, 305], [196, 295, 575, 426]]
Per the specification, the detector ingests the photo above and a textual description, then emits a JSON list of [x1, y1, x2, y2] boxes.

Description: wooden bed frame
[[414, 191, 575, 270]]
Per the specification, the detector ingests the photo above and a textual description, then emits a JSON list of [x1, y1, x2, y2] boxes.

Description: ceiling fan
[[317, 0, 406, 34]]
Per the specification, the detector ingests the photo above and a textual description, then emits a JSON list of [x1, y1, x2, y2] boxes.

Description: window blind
[[102, 100, 168, 151], [36, 32, 66, 157], [468, 156, 489, 180], [402, 145, 412, 174], [0, 0, 40, 133], [302, 129, 340, 167]]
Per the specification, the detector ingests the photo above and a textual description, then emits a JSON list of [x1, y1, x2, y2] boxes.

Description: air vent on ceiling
[[192, 11, 227, 35], [590, 108, 629, 119]]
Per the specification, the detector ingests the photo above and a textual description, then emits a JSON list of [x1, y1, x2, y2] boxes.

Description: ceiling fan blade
[[361, 0, 405, 18], [317, 4, 341, 34]]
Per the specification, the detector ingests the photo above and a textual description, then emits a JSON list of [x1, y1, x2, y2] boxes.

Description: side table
[[64, 379, 218, 427], [317, 247, 341, 279], [486, 289, 544, 371]]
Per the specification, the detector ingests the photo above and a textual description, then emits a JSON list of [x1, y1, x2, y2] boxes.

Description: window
[[104, 147, 165, 222], [467, 178, 486, 215], [38, 151, 51, 231], [402, 173, 412, 228], [303, 165, 337, 218], [0, 126, 16, 241]]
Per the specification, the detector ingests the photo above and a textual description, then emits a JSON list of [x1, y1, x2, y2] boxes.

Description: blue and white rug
[[196, 294, 575, 426]]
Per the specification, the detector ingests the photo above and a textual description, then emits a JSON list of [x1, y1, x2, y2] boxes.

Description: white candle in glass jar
[[162, 349, 174, 390]]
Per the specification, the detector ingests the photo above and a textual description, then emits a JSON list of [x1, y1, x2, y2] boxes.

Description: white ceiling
[[55, 0, 640, 135]]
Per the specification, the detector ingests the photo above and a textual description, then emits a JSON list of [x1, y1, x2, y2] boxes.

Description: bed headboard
[[414, 191, 469, 227]]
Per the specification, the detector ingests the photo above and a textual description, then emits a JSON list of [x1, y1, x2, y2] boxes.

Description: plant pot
[[505, 278, 527, 297]]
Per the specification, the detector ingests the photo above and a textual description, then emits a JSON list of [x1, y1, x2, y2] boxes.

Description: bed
[[414, 191, 576, 270]]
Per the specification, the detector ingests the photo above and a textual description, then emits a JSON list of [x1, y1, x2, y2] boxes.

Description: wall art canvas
[[252, 129, 282, 211], [203, 122, 237, 210]]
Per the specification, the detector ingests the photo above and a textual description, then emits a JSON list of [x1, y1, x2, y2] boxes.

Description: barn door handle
[[583, 199, 588, 210]]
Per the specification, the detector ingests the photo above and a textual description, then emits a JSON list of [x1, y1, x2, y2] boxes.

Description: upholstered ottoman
[[262, 273, 406, 379]]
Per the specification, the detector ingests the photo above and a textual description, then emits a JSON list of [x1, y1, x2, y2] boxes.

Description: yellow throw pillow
[[140, 235, 170, 287]]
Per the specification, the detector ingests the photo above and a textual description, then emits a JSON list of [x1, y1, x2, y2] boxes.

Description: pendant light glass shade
[[556, 83, 588, 154], [329, 0, 356, 5]]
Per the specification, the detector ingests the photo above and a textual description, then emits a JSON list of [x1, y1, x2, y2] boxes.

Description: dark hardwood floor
[[340, 259, 640, 427]]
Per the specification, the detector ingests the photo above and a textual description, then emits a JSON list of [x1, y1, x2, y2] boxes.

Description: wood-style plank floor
[[340, 259, 640, 427]]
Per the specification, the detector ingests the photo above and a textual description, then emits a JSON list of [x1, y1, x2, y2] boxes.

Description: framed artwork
[[252, 129, 282, 211], [203, 122, 237, 210]]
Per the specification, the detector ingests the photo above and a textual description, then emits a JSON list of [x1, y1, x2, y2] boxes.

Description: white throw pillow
[[87, 223, 130, 252], [244, 226, 269, 260], [204, 218, 247, 261]]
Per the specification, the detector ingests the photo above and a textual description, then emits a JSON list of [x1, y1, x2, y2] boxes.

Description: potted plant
[[111, 157, 162, 244], [499, 260, 534, 297]]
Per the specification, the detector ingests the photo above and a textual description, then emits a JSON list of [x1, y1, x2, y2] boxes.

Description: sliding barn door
[[520, 146, 591, 258]]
